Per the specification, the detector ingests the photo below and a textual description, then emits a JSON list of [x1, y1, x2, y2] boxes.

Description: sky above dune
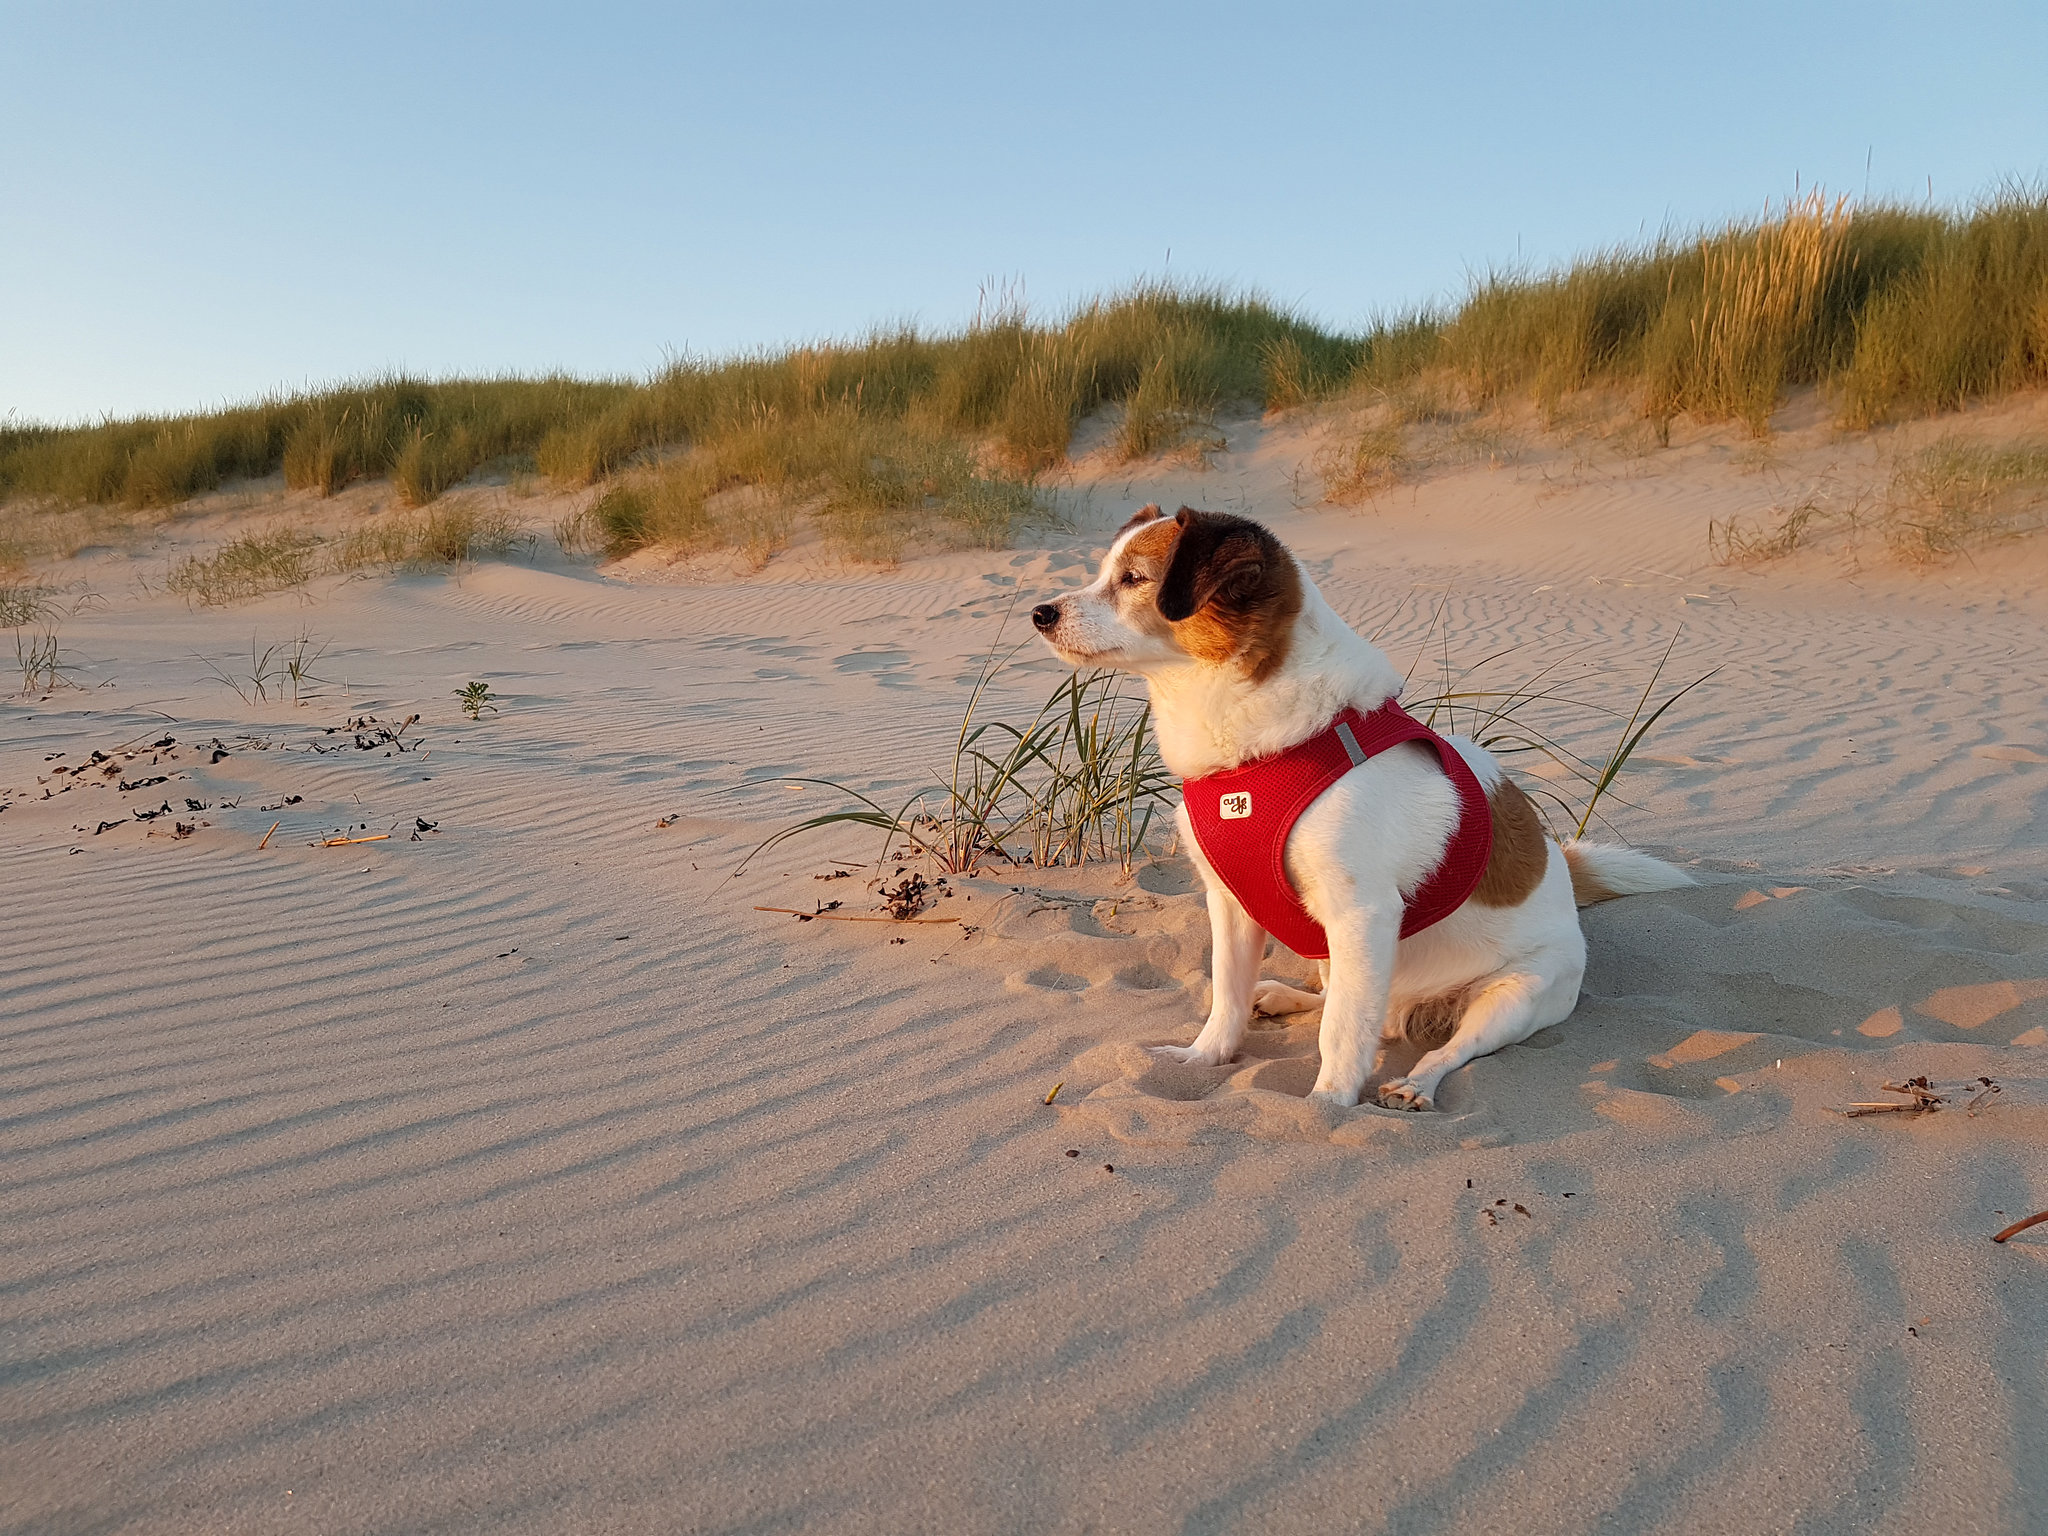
[[4, 0, 2044, 424]]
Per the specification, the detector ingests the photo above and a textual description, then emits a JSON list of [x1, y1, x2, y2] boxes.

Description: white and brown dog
[[1031, 504, 1689, 1111]]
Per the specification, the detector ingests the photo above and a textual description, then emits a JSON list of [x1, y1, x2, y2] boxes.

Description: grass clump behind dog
[[165, 502, 522, 605], [1883, 436, 2048, 561], [748, 651, 1176, 879], [575, 411, 1046, 564], [1708, 433, 2048, 567], [329, 502, 521, 570], [165, 528, 323, 605]]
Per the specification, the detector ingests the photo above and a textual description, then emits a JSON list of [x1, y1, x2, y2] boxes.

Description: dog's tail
[[1560, 841, 1693, 906]]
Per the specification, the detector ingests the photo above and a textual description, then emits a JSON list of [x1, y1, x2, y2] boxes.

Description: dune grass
[[1882, 435, 2048, 561], [1, 377, 629, 513], [164, 527, 322, 606], [1444, 189, 2045, 433], [0, 580, 61, 630], [1708, 433, 2048, 566], [329, 501, 522, 571], [165, 502, 523, 605], [5, 189, 2046, 561], [746, 646, 1176, 879], [571, 410, 1049, 564]]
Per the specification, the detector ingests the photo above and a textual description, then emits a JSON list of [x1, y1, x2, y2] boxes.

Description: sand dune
[[5, 409, 2048, 1533]]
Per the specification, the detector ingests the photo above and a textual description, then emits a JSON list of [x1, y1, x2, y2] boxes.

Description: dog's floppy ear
[[1157, 507, 1272, 622]]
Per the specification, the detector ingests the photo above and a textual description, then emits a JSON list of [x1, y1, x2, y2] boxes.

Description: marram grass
[[4, 189, 2046, 563], [164, 503, 523, 606], [1708, 434, 2048, 566]]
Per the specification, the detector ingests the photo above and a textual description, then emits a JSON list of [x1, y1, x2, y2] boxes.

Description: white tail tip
[[1561, 841, 1694, 906]]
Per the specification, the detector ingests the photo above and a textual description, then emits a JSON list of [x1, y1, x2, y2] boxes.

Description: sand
[[5, 403, 2048, 1534]]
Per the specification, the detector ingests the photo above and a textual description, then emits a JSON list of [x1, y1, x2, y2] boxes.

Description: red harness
[[1181, 700, 1494, 958]]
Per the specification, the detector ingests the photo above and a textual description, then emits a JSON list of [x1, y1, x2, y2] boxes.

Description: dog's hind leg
[[1376, 962, 1581, 1111], [1253, 978, 1326, 1017]]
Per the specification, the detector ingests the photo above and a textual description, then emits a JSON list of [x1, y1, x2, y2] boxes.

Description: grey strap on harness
[[1333, 720, 1368, 767]]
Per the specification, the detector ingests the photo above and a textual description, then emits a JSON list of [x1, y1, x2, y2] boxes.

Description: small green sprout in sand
[[456, 681, 499, 721]]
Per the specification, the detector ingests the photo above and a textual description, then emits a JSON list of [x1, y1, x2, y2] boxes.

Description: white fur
[[1038, 514, 1691, 1111]]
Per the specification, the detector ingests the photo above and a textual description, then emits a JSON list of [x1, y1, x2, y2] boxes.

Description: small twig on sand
[[753, 906, 957, 925], [1045, 1082, 1064, 1105], [1992, 1210, 2048, 1244], [1838, 1074, 2004, 1118], [258, 820, 281, 850], [1882, 1077, 1947, 1107], [112, 721, 178, 753], [320, 833, 390, 847]]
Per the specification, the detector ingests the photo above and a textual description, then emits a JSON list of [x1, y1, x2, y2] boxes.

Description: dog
[[1031, 504, 1690, 1111]]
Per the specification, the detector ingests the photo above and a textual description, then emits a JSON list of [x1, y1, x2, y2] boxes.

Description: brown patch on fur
[[1171, 608, 1244, 665], [1402, 991, 1467, 1050], [1468, 773, 1547, 908], [1562, 844, 1621, 905], [1121, 517, 1179, 567], [1155, 508, 1303, 681]]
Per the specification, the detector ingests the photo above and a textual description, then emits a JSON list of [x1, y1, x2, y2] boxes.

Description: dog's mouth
[[1048, 641, 1119, 665]]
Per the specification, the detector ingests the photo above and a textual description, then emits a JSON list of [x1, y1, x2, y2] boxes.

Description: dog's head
[[1031, 504, 1302, 681]]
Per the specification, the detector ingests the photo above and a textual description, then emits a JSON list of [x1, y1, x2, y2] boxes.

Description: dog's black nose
[[1030, 603, 1060, 632]]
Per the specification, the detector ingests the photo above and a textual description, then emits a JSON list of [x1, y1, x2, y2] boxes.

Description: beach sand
[[6, 404, 2048, 1533]]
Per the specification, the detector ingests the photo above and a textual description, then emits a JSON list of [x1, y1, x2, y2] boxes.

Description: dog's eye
[[1119, 570, 1150, 587]]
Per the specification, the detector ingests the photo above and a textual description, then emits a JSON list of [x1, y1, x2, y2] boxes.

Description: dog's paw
[[1252, 980, 1324, 1017], [1149, 1042, 1227, 1067], [1308, 1086, 1360, 1110], [1376, 1078, 1436, 1112]]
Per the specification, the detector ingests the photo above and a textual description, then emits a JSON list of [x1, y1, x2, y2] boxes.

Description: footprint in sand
[[832, 648, 915, 687], [1019, 964, 1089, 992]]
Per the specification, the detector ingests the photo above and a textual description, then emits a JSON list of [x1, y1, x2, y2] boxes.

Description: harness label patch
[[1218, 791, 1253, 820]]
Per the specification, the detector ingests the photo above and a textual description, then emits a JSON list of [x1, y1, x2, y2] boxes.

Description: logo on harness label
[[1218, 791, 1253, 820]]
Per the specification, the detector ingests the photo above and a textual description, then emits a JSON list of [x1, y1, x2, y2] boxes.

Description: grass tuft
[[749, 652, 1174, 879], [1, 580, 60, 629], [1317, 422, 1410, 501], [16, 628, 65, 693], [588, 410, 1046, 564], [1882, 435, 2048, 562], [1405, 621, 1715, 841], [165, 528, 322, 605], [331, 501, 521, 570], [165, 500, 522, 605], [1709, 435, 2048, 566]]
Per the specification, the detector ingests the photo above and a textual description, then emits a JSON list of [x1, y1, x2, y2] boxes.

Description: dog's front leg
[[1309, 907, 1400, 1106], [1152, 880, 1265, 1067]]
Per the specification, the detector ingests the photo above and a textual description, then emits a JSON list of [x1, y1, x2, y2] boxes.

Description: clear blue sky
[[4, 1, 2043, 425]]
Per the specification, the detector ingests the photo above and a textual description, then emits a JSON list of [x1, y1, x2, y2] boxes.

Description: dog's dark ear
[[1158, 507, 1272, 622]]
